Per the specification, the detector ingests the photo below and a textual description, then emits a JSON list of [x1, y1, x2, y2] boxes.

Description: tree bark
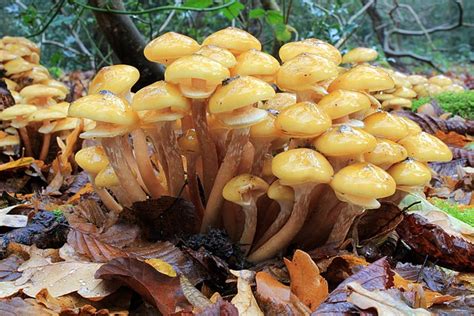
[[88, 0, 164, 90]]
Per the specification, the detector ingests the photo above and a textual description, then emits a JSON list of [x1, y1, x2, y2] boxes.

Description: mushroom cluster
[[0, 36, 79, 161], [69, 28, 453, 263]]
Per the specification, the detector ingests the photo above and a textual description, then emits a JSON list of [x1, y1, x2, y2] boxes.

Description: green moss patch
[[412, 91, 474, 119], [430, 198, 474, 227]]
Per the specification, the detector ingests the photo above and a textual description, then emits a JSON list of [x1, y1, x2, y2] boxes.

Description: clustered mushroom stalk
[[53, 28, 456, 263]]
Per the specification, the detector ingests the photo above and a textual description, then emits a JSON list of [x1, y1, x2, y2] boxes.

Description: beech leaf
[[230, 270, 263, 316]]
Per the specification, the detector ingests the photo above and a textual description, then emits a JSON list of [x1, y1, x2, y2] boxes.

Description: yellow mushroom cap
[[398, 116, 421, 135], [328, 65, 394, 92], [393, 87, 417, 99], [276, 53, 338, 92], [95, 164, 119, 188], [398, 132, 452, 162], [279, 39, 342, 65], [222, 174, 269, 206], [428, 75, 452, 87], [262, 155, 273, 177], [363, 138, 408, 168], [42, 79, 69, 95], [194, 45, 237, 68], [387, 159, 432, 187], [51, 117, 81, 133], [131, 81, 190, 113], [68, 91, 138, 126], [381, 97, 412, 109], [260, 92, 297, 112], [23, 66, 50, 83], [0, 104, 37, 120], [249, 114, 280, 140], [407, 75, 428, 86], [89, 65, 140, 96], [202, 27, 261, 55], [363, 111, 409, 141], [275, 101, 331, 138], [373, 93, 395, 101], [426, 84, 444, 96], [342, 47, 378, 64], [4, 78, 18, 91], [442, 84, 464, 93], [178, 128, 200, 154], [2, 36, 39, 53], [267, 179, 295, 202], [412, 83, 430, 97], [330, 163, 396, 207], [165, 54, 230, 98], [317, 90, 371, 119], [144, 32, 200, 65], [0, 134, 20, 147], [20, 84, 66, 102], [4, 57, 34, 75], [28, 107, 67, 122], [4, 43, 32, 57], [272, 148, 334, 186], [313, 125, 376, 157], [231, 49, 280, 82], [0, 50, 19, 62], [75, 146, 109, 174]]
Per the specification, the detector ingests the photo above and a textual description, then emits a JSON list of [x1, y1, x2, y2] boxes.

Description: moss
[[430, 198, 474, 227], [411, 91, 474, 119]]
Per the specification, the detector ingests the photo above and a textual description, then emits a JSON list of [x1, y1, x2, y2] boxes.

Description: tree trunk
[[88, 0, 164, 90]]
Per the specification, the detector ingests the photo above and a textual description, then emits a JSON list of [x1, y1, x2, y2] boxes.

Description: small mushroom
[[260, 92, 297, 113], [428, 75, 452, 87], [88, 64, 140, 101], [398, 132, 453, 162], [222, 174, 269, 254], [144, 32, 200, 66], [194, 45, 237, 68], [363, 138, 408, 169], [328, 65, 394, 93], [19, 84, 66, 106], [231, 49, 280, 83], [202, 27, 261, 56], [363, 111, 409, 141], [249, 114, 280, 175], [317, 89, 371, 124], [342, 47, 378, 65], [279, 38, 342, 65], [387, 158, 432, 194], [0, 103, 37, 156]]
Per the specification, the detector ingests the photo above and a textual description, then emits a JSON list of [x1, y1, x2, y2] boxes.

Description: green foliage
[[412, 91, 474, 119], [431, 198, 474, 227]]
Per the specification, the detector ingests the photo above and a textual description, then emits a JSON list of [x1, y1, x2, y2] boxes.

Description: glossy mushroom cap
[[131, 81, 191, 123], [68, 91, 139, 138], [231, 49, 280, 82], [272, 148, 334, 186], [363, 138, 408, 169], [95, 164, 119, 188], [250, 114, 280, 141], [0, 50, 20, 63], [330, 162, 396, 209], [260, 93, 297, 112], [89, 65, 140, 96], [279, 39, 342, 65], [0, 134, 19, 147], [267, 180, 295, 202], [42, 79, 69, 95], [2, 36, 39, 53], [342, 47, 378, 64], [20, 84, 66, 103], [4, 43, 32, 57], [0, 104, 37, 127], [165, 55, 229, 99], [28, 107, 67, 123], [275, 101, 331, 138], [194, 45, 236, 68], [313, 125, 376, 157], [428, 75, 452, 87], [276, 53, 338, 92], [443, 84, 464, 93], [363, 111, 409, 141], [407, 75, 428, 86], [393, 86, 417, 99], [75, 146, 109, 174], [222, 174, 269, 206], [328, 65, 394, 92], [398, 132, 452, 162], [4, 57, 34, 76], [23, 66, 50, 83], [178, 128, 200, 155], [381, 97, 412, 110], [398, 116, 422, 135], [50, 117, 81, 133], [208, 76, 274, 128], [144, 32, 200, 66], [202, 27, 261, 55], [317, 90, 371, 120], [4, 78, 18, 91], [387, 159, 432, 187]]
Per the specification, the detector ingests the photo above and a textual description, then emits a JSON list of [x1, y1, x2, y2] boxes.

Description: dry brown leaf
[[0, 255, 23, 282], [0, 297, 57, 315], [66, 183, 94, 204], [230, 270, 263, 316], [0, 157, 35, 172], [434, 130, 470, 148], [284, 249, 328, 311]]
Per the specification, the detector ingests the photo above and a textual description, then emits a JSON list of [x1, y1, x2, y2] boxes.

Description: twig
[[26, 0, 66, 38], [41, 40, 83, 55]]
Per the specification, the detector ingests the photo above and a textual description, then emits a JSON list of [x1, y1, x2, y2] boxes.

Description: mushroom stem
[[240, 200, 258, 255], [121, 135, 150, 195], [18, 127, 33, 157], [186, 154, 205, 219], [192, 99, 219, 199], [248, 184, 315, 262], [88, 174, 123, 214], [251, 142, 271, 176], [110, 186, 134, 207], [201, 127, 250, 232], [101, 136, 147, 205], [131, 129, 166, 198], [326, 203, 365, 246], [39, 132, 51, 161], [145, 129, 169, 188], [237, 142, 254, 174]]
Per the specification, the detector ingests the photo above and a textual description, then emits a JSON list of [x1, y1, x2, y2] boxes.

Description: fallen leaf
[[346, 282, 431, 315], [145, 258, 177, 277], [395, 262, 454, 293], [195, 298, 239, 316], [0, 157, 35, 172], [435, 130, 471, 148], [0, 204, 28, 228], [95, 257, 191, 314], [0, 255, 23, 282], [284, 249, 328, 311], [0, 297, 57, 315], [66, 182, 94, 204], [395, 110, 473, 135], [230, 270, 263, 316]]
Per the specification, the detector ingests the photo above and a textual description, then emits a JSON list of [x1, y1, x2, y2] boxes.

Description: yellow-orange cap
[[407, 75, 428, 86], [363, 111, 409, 141], [363, 138, 408, 168], [393, 86, 417, 99], [131, 81, 190, 113], [231, 49, 280, 82], [20, 84, 66, 102], [144, 32, 200, 65], [272, 148, 334, 186], [342, 47, 378, 64], [328, 65, 394, 92], [194, 45, 236, 68], [4, 57, 34, 75], [387, 159, 432, 187], [267, 179, 295, 202], [313, 125, 376, 157], [381, 97, 412, 110], [398, 132, 452, 162], [202, 27, 261, 55], [397, 116, 421, 135], [260, 93, 297, 112], [428, 75, 452, 87], [75, 146, 109, 174], [89, 65, 140, 96], [317, 90, 371, 120], [95, 164, 119, 188], [0, 104, 37, 120], [275, 101, 331, 138], [279, 39, 341, 65], [222, 174, 269, 206]]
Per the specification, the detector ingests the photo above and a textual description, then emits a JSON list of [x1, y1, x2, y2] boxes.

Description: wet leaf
[[355, 202, 404, 244], [195, 298, 239, 316], [0, 204, 28, 228], [284, 249, 328, 311], [0, 255, 23, 281], [395, 262, 454, 293], [0, 157, 35, 172], [230, 270, 263, 316], [434, 130, 471, 148], [95, 257, 191, 314], [145, 258, 177, 277], [395, 110, 474, 135], [0, 297, 56, 315]]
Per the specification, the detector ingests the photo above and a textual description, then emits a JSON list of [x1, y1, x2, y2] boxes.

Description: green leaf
[[274, 24, 292, 42], [249, 8, 265, 19], [266, 10, 284, 25], [222, 1, 245, 20], [184, 0, 212, 8]]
